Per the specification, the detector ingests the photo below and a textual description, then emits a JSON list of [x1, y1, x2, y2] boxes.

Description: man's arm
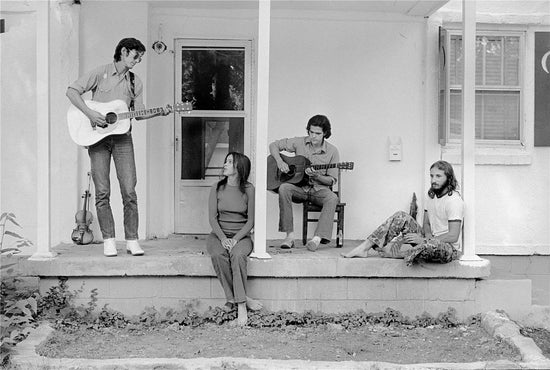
[[66, 87, 106, 127], [434, 220, 461, 244], [305, 167, 335, 186], [269, 140, 290, 173], [305, 146, 339, 187], [422, 210, 433, 238]]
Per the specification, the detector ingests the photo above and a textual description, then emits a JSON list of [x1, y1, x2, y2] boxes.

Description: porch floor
[[22, 234, 490, 279]]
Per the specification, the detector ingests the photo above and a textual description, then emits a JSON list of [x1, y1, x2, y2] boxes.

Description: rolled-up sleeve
[[272, 137, 301, 153], [68, 66, 102, 95]]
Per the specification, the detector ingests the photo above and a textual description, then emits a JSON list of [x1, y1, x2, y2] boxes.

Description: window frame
[[442, 28, 526, 148], [174, 38, 252, 187]]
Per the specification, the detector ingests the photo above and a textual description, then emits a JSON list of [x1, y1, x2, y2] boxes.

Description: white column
[[31, 0, 55, 260], [250, 0, 271, 259], [460, 0, 480, 261]]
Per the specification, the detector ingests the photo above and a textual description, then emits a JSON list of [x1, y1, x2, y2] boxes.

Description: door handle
[[175, 137, 179, 152]]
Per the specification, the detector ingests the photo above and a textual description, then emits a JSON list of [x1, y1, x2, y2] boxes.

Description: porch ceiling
[[149, 0, 450, 17]]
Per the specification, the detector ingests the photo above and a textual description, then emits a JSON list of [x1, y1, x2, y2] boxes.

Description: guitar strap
[[128, 71, 135, 133], [129, 71, 135, 111]]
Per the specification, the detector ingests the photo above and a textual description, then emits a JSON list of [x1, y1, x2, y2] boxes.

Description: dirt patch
[[36, 323, 521, 364], [520, 327, 550, 358]]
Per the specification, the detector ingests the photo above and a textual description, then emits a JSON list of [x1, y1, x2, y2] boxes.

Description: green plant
[[0, 213, 36, 366], [0, 213, 33, 257]]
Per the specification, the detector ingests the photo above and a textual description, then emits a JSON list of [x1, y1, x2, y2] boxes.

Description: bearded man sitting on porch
[[342, 160, 464, 266]]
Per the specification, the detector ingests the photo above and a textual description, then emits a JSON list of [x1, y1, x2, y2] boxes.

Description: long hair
[[428, 160, 459, 199], [216, 152, 251, 194], [113, 38, 146, 62], [306, 115, 332, 139]]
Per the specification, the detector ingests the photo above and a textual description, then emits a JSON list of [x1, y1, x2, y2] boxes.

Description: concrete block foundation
[[11, 237, 535, 320]]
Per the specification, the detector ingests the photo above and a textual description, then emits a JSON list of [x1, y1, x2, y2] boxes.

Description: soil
[[36, 322, 523, 364], [520, 327, 550, 358]]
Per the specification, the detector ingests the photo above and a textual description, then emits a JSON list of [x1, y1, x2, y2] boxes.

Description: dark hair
[[113, 38, 146, 62], [428, 160, 459, 198], [216, 152, 251, 194], [306, 115, 332, 139]]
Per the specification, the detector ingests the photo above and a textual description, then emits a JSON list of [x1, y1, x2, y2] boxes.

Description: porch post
[[30, 0, 54, 260], [250, 0, 272, 259], [460, 0, 480, 261]]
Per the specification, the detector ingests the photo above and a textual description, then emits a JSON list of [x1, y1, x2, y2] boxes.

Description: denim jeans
[[88, 133, 138, 240], [278, 183, 338, 240]]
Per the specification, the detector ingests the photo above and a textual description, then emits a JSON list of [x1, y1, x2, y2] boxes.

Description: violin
[[71, 172, 94, 245]]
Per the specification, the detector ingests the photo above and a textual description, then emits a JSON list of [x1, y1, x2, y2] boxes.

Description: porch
[[12, 236, 533, 321]]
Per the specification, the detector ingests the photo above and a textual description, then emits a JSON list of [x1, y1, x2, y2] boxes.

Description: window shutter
[[535, 32, 550, 146], [438, 27, 448, 145]]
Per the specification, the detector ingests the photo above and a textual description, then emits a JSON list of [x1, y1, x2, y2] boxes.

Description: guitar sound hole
[[105, 112, 117, 125], [287, 165, 295, 176]]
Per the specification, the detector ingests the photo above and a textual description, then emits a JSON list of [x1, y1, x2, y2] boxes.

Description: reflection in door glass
[[180, 117, 244, 180], [181, 48, 245, 110]]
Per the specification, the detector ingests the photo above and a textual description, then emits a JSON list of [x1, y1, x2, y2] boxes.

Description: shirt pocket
[[96, 77, 117, 93]]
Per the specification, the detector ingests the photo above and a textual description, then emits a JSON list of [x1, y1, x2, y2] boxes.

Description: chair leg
[[336, 206, 345, 248], [340, 207, 345, 247], [302, 205, 308, 245]]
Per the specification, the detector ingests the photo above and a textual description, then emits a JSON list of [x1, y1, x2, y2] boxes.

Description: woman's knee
[[206, 234, 226, 257], [230, 239, 252, 260]]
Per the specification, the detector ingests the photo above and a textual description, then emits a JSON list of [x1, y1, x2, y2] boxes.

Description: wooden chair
[[302, 168, 346, 247]]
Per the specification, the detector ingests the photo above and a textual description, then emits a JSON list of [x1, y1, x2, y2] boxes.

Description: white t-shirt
[[424, 191, 464, 249]]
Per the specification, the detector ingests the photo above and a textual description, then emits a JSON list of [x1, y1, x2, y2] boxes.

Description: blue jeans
[[88, 133, 138, 240], [278, 183, 338, 240]]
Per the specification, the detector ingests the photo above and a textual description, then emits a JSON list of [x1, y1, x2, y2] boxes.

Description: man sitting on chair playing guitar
[[66, 38, 171, 257], [269, 115, 340, 252]]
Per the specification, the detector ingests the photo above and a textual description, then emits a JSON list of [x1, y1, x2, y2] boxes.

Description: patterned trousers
[[367, 211, 459, 266]]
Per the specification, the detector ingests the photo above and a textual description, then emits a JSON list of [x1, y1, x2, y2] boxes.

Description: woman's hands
[[221, 238, 237, 251]]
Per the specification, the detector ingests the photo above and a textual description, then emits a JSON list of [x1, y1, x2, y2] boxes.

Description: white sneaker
[[126, 240, 144, 256], [103, 238, 117, 257]]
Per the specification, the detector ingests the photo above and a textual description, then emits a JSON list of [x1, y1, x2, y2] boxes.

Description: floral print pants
[[367, 211, 459, 266]]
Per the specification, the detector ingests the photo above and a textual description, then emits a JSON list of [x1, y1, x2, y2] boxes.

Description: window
[[440, 31, 523, 144], [177, 44, 248, 180]]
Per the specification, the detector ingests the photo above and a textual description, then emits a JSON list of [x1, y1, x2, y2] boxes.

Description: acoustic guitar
[[67, 99, 192, 146], [267, 154, 354, 191]]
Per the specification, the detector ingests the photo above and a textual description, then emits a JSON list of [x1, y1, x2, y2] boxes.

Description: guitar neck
[[311, 163, 339, 170], [118, 107, 166, 120]]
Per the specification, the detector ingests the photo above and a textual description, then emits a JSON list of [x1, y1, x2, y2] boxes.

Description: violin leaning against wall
[[71, 172, 94, 245]]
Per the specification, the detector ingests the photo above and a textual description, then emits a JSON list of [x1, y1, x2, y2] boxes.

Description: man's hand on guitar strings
[[277, 160, 290, 174], [87, 110, 107, 128]]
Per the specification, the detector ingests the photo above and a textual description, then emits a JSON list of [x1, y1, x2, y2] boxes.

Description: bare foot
[[246, 297, 263, 311], [341, 244, 370, 258], [237, 302, 247, 326]]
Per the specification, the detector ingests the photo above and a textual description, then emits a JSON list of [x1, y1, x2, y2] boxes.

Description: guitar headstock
[[338, 162, 354, 170], [174, 101, 193, 114]]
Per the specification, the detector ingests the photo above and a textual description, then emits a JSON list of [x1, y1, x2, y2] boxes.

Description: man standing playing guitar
[[66, 38, 171, 257], [269, 115, 340, 252]]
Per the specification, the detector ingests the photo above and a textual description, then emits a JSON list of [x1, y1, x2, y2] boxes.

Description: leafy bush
[[0, 213, 36, 366], [32, 279, 474, 340]]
